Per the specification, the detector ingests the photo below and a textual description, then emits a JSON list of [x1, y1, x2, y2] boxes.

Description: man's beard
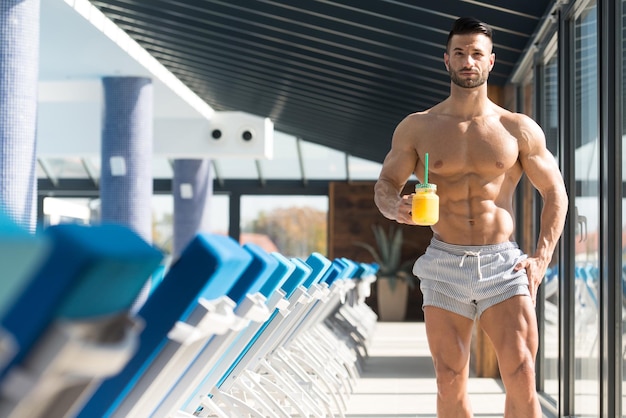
[[449, 68, 488, 88]]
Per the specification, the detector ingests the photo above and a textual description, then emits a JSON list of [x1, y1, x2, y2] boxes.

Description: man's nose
[[461, 55, 475, 67]]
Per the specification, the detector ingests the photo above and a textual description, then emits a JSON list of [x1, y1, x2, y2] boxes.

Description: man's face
[[444, 33, 495, 89]]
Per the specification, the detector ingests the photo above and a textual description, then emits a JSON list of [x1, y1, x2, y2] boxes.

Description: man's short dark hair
[[446, 17, 493, 52]]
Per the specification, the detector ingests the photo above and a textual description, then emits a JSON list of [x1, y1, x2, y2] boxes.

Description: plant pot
[[376, 278, 409, 322]]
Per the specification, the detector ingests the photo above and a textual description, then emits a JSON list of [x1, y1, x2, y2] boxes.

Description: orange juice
[[412, 184, 439, 225]]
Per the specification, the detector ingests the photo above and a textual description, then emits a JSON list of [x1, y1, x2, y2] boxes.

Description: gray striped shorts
[[413, 238, 530, 320]]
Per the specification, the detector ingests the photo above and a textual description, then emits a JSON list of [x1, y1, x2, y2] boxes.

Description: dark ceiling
[[89, 0, 554, 164]]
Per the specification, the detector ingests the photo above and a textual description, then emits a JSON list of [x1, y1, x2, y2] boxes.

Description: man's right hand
[[396, 194, 416, 225]]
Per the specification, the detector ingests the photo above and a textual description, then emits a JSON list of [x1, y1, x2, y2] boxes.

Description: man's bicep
[[523, 148, 564, 196], [378, 147, 417, 190], [378, 115, 420, 190], [517, 117, 564, 194]]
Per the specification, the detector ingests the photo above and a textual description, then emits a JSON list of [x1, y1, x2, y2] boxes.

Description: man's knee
[[433, 360, 468, 397], [501, 356, 536, 387]]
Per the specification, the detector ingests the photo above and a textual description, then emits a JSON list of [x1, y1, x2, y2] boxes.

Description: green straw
[[424, 152, 429, 184]]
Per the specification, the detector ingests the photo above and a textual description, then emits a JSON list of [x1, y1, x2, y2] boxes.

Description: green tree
[[249, 206, 327, 258]]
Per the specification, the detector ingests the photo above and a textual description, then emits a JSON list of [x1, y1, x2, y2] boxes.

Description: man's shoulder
[[497, 107, 537, 126], [496, 109, 546, 151], [401, 107, 443, 125], [392, 110, 440, 145], [497, 108, 542, 135]]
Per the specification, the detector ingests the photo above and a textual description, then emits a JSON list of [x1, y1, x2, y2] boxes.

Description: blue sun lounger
[[0, 223, 163, 418], [147, 251, 297, 418], [108, 242, 282, 418], [204, 256, 376, 418], [75, 233, 255, 418], [178, 257, 315, 417], [0, 210, 49, 372]]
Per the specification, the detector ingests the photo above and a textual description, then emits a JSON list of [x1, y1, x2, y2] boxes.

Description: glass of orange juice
[[412, 183, 439, 225]]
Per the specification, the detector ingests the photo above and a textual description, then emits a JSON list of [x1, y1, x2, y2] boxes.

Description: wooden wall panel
[[328, 181, 432, 321]]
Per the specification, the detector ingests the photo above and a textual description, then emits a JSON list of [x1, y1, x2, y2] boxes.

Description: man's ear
[[489, 52, 495, 71], [444, 52, 450, 71]]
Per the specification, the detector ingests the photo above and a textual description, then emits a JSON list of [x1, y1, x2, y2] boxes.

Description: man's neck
[[445, 84, 492, 119]]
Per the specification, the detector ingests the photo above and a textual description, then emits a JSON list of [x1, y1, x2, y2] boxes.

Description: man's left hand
[[514, 256, 548, 305]]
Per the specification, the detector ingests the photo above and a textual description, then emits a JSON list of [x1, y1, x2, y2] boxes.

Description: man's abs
[[430, 198, 516, 245]]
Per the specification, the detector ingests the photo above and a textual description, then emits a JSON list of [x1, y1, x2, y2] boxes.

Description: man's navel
[[434, 160, 443, 168]]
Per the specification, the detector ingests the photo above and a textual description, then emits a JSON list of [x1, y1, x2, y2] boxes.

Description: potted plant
[[355, 224, 416, 321]]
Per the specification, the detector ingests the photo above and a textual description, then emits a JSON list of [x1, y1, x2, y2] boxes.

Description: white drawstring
[[460, 251, 482, 279]]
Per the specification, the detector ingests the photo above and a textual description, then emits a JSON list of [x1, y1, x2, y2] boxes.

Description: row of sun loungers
[[0, 214, 377, 417]]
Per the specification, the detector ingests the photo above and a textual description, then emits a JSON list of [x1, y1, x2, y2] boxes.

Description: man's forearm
[[374, 179, 402, 221], [534, 188, 568, 263]]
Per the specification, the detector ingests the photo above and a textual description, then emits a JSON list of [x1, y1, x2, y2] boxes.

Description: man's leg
[[479, 295, 541, 418], [423, 306, 475, 418]]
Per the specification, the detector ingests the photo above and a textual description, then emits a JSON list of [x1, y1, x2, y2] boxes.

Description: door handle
[[575, 206, 587, 243]]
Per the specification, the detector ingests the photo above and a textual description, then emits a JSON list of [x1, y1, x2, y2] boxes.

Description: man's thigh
[[424, 306, 475, 371], [478, 295, 539, 370]]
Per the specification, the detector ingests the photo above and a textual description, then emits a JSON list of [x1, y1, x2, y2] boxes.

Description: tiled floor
[[345, 321, 507, 418]]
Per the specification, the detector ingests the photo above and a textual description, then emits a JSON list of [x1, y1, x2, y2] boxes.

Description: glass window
[[209, 194, 230, 235], [348, 155, 382, 180], [213, 158, 258, 179], [83, 195, 175, 255], [153, 157, 173, 179], [147, 194, 230, 255], [541, 49, 559, 405], [42, 197, 91, 226], [39, 157, 89, 179], [86, 157, 100, 175], [573, 3, 599, 416], [621, 0, 626, 414], [81, 157, 100, 182], [36, 161, 47, 179], [240, 195, 328, 258], [300, 140, 347, 180], [151, 195, 173, 254], [258, 131, 301, 179]]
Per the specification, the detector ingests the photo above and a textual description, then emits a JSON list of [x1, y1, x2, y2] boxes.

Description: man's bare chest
[[417, 120, 520, 176]]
